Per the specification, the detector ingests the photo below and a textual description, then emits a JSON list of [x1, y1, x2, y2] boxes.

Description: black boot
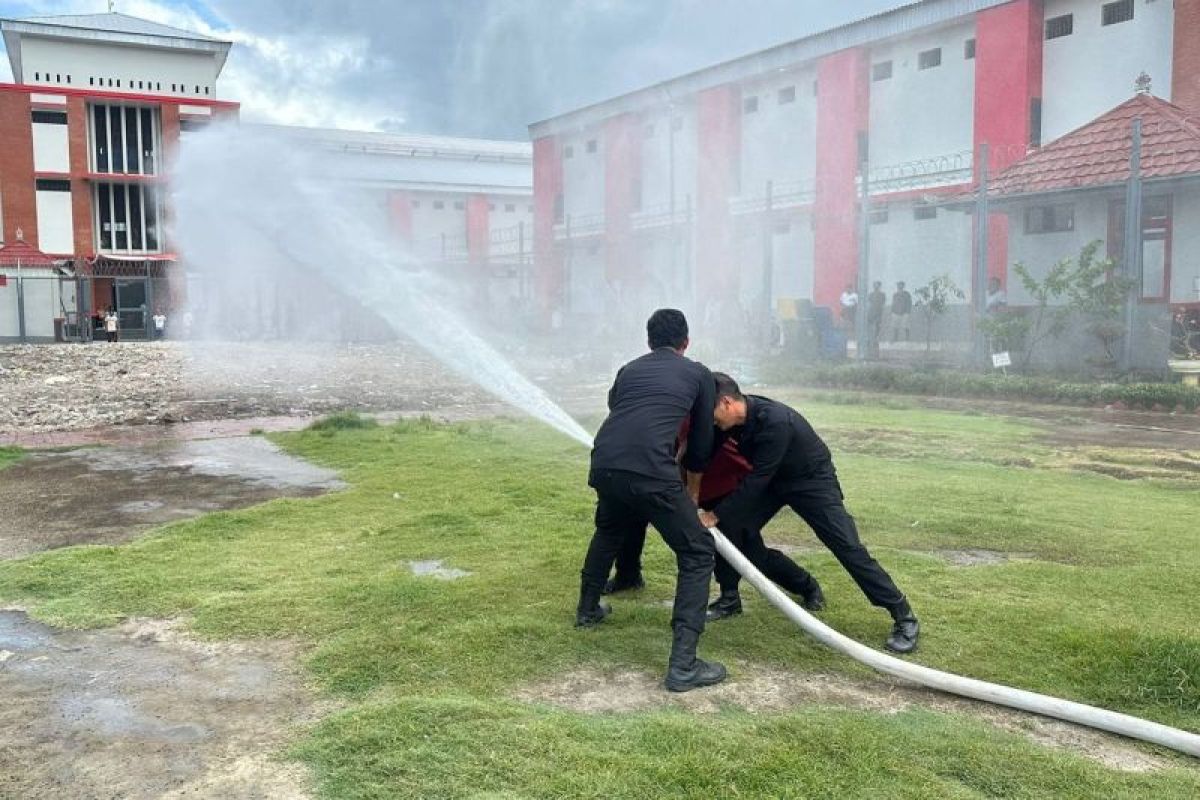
[[664, 626, 727, 692], [801, 582, 826, 613], [885, 598, 919, 653], [705, 589, 742, 622], [602, 573, 645, 595], [575, 580, 611, 628]]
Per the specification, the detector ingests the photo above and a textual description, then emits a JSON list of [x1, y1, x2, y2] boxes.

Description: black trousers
[[723, 477, 904, 609], [613, 493, 819, 599], [582, 469, 714, 636]]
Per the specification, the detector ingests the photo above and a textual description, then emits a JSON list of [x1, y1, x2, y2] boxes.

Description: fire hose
[[706, 525, 1200, 759]]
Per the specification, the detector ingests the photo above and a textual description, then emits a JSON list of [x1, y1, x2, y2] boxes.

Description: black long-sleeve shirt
[[590, 348, 715, 482], [713, 395, 833, 522]]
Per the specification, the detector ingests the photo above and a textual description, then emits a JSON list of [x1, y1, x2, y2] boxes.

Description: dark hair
[[713, 372, 744, 401], [647, 308, 688, 350]]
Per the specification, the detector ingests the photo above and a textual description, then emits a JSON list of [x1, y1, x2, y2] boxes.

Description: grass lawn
[[0, 403, 1198, 798], [0, 446, 22, 471]]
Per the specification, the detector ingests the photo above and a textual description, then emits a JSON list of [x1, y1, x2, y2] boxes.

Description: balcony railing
[[729, 178, 816, 215], [862, 150, 974, 195]]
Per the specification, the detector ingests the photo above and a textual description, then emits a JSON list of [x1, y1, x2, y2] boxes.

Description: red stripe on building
[[696, 84, 741, 302], [0, 82, 239, 110], [533, 135, 564, 316], [1173, 0, 1200, 115], [387, 190, 413, 243], [466, 193, 490, 264], [974, 0, 1044, 287], [0, 91, 37, 249], [603, 113, 641, 292], [813, 47, 868, 310]]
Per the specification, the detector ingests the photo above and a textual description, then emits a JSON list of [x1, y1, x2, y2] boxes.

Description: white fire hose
[[706, 525, 1200, 759]]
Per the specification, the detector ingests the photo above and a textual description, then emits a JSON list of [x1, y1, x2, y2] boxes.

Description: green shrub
[[796, 365, 1200, 411], [306, 412, 380, 432]]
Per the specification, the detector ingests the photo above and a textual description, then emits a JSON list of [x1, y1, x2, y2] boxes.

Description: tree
[[913, 274, 965, 354]]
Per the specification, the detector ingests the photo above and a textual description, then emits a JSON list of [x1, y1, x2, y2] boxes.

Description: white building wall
[[868, 20, 977, 169], [1169, 190, 1200, 304], [1006, 194, 1109, 304], [640, 105, 698, 215], [1041, 0, 1174, 142], [740, 68, 818, 198], [409, 193, 468, 260], [19, 37, 220, 98], [566, 243, 606, 314], [35, 189, 74, 254], [868, 202, 975, 299], [487, 195, 533, 240], [561, 130, 605, 222], [32, 121, 70, 173]]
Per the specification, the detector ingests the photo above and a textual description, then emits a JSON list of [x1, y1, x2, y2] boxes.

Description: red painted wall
[[603, 113, 642, 291], [975, 0, 1043, 287], [387, 191, 413, 243], [66, 96, 95, 257], [1173, 0, 1200, 115], [533, 135, 564, 314], [813, 47, 868, 310], [466, 193, 490, 263], [695, 84, 741, 302], [0, 90, 37, 249]]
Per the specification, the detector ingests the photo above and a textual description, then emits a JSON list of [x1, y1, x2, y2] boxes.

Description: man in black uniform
[[576, 309, 727, 692], [699, 373, 920, 653]]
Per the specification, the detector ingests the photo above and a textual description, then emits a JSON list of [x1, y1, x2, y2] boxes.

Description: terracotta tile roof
[[0, 239, 57, 267], [989, 94, 1200, 197]]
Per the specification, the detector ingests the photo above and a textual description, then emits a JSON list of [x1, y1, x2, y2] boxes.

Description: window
[[869, 208, 889, 225], [411, 199, 420, 208], [489, 203, 496, 211], [812, 80, 819, 96], [34, 72, 40, 81], [777, 86, 796, 105], [871, 61, 893, 82], [1029, 97, 1043, 148], [964, 38, 976, 59], [553, 192, 564, 224], [1024, 204, 1074, 234], [643, 123, 655, 139], [156, 83, 161, 90], [171, 84, 177, 92], [1046, 14, 1073, 39], [31, 110, 68, 125], [433, 200, 445, 210], [36, 179, 70, 192], [563, 144, 574, 159], [95, 183, 162, 252], [586, 139, 597, 153], [65, 75, 71, 84], [505, 203, 516, 212], [453, 201, 464, 210], [918, 48, 942, 70], [90, 77, 95, 86], [914, 205, 937, 221], [89, 104, 161, 176], [1102, 0, 1134, 26], [743, 96, 759, 114], [1108, 196, 1171, 300]]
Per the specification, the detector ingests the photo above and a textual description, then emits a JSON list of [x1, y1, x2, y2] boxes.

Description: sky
[[0, 0, 898, 140]]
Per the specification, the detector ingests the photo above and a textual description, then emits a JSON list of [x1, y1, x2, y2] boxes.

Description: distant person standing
[[986, 277, 1007, 313], [182, 310, 195, 340], [104, 308, 120, 343], [867, 281, 887, 351], [840, 284, 859, 331], [891, 281, 912, 342], [152, 309, 167, 339]]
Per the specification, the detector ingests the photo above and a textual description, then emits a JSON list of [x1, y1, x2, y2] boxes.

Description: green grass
[[0, 406, 1198, 797], [0, 446, 22, 471]]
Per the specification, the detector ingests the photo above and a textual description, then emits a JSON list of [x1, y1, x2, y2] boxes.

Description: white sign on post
[[992, 351, 1012, 369]]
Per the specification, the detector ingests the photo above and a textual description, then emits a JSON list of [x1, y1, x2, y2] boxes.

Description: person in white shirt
[[152, 309, 167, 339], [104, 308, 119, 343], [840, 284, 859, 330]]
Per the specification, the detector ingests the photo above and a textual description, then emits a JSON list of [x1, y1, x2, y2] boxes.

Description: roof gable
[[13, 12, 220, 43], [989, 94, 1200, 197], [0, 239, 56, 267]]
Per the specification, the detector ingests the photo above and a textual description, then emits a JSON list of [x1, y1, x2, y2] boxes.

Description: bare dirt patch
[[0, 437, 343, 560], [0, 610, 325, 799], [921, 549, 1037, 567], [517, 666, 1177, 773]]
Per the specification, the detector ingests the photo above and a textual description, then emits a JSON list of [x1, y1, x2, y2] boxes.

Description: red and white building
[[529, 0, 1199, 333], [0, 11, 238, 341]]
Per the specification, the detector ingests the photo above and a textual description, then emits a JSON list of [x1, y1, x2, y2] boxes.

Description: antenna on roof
[[1135, 71, 1152, 95], [108, 1, 116, 12]]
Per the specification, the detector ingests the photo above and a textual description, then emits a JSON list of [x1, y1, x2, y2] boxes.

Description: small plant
[[913, 274, 965, 354], [307, 412, 379, 433]]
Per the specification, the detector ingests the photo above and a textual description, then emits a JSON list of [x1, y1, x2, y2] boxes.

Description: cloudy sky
[[0, 0, 896, 139]]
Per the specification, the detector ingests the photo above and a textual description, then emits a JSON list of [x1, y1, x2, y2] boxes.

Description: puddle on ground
[[0, 610, 317, 799], [516, 666, 1175, 773], [0, 437, 344, 560], [408, 559, 472, 580]]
